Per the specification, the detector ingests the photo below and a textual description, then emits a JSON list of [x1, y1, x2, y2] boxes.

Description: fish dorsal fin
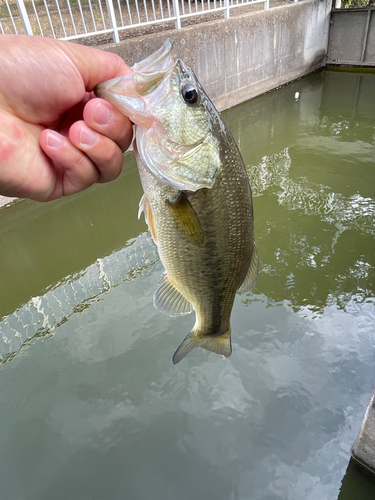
[[238, 246, 259, 293], [138, 194, 158, 244], [172, 327, 232, 364], [166, 193, 203, 246], [153, 274, 193, 317]]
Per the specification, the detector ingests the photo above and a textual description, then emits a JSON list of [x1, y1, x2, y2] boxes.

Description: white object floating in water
[[295, 92, 300, 100]]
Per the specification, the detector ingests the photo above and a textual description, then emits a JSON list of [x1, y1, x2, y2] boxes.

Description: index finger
[[83, 98, 133, 153]]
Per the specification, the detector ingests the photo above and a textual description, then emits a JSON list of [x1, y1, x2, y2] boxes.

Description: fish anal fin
[[153, 274, 193, 317], [238, 246, 259, 293], [172, 327, 232, 364], [139, 194, 158, 244], [166, 193, 203, 246]]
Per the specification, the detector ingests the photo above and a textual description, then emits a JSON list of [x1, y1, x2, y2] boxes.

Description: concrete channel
[[2, 0, 375, 484]]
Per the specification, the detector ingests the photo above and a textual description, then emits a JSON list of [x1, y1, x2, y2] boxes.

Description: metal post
[[172, 0, 181, 29], [360, 8, 371, 64], [15, 0, 33, 35], [106, 0, 120, 43], [264, 0, 269, 8], [224, 0, 230, 18]]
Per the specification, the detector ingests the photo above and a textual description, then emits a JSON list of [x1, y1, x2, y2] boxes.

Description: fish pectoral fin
[[153, 274, 193, 317], [238, 246, 259, 293], [166, 193, 203, 246], [172, 328, 232, 364], [138, 193, 158, 244]]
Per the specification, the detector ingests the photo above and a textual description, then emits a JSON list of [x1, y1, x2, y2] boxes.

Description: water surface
[[0, 69, 374, 500]]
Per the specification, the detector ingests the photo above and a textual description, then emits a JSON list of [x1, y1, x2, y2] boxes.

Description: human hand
[[0, 35, 133, 202]]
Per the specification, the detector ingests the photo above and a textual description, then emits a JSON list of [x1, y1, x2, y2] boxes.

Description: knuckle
[[74, 149, 89, 169], [0, 137, 16, 164], [101, 142, 120, 166], [97, 145, 122, 182]]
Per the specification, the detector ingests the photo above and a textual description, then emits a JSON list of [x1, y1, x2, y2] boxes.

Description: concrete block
[[352, 387, 375, 474]]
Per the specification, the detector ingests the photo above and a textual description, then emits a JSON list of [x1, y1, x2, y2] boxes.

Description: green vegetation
[[341, 0, 371, 7]]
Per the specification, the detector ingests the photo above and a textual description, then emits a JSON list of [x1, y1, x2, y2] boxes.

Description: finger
[[59, 93, 91, 137], [59, 41, 133, 91], [68, 121, 125, 183], [83, 98, 133, 153], [40, 128, 100, 199]]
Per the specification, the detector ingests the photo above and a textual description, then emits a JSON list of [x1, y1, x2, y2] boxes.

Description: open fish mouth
[[94, 40, 177, 101], [132, 39, 175, 74]]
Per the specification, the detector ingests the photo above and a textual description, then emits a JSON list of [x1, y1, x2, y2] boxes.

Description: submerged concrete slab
[[352, 387, 375, 474]]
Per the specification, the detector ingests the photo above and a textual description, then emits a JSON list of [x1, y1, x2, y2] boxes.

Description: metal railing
[[0, 0, 269, 43]]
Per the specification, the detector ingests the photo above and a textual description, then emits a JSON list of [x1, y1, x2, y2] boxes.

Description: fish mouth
[[132, 39, 174, 74], [94, 39, 177, 125], [94, 39, 176, 99], [94, 75, 125, 99]]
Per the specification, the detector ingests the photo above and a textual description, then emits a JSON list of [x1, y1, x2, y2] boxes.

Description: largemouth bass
[[95, 40, 259, 364]]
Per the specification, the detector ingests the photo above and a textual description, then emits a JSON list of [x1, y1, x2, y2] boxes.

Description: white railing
[[0, 0, 269, 43]]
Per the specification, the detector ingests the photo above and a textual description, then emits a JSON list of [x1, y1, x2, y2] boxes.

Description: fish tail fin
[[172, 327, 232, 365]]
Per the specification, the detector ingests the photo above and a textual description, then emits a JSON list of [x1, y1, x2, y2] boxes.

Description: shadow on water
[[338, 458, 375, 500], [0, 69, 374, 500]]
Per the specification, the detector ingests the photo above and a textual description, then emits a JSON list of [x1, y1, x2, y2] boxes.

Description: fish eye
[[181, 84, 199, 106]]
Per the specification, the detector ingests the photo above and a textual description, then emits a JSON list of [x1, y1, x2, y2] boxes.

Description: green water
[[0, 69, 374, 500]]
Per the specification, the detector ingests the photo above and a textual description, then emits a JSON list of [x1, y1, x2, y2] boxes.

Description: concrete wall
[[352, 387, 375, 474], [102, 0, 333, 111]]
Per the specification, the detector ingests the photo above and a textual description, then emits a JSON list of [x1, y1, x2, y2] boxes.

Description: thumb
[[59, 41, 133, 92]]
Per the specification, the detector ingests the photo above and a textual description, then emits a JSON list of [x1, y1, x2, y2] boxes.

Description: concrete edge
[[352, 387, 375, 474], [0, 196, 19, 209]]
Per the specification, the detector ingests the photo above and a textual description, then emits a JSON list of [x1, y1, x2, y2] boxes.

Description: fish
[[95, 39, 259, 364]]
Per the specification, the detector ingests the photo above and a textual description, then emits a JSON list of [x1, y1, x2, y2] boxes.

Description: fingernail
[[94, 103, 111, 125], [46, 131, 62, 148], [80, 126, 98, 146]]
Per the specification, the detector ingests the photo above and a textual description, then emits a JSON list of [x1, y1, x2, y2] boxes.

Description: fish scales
[[138, 141, 252, 329], [95, 40, 259, 363]]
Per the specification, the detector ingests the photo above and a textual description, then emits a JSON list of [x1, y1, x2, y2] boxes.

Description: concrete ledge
[[0, 196, 18, 209], [352, 387, 375, 474], [101, 0, 332, 111]]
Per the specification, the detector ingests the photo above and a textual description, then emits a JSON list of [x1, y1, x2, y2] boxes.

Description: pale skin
[[0, 34, 134, 202]]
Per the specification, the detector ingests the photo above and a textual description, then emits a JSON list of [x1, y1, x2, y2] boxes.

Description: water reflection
[[0, 232, 157, 364], [224, 70, 375, 313]]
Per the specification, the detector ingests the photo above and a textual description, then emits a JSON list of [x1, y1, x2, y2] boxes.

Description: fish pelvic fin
[[238, 246, 259, 292], [172, 327, 232, 365], [154, 274, 193, 317]]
